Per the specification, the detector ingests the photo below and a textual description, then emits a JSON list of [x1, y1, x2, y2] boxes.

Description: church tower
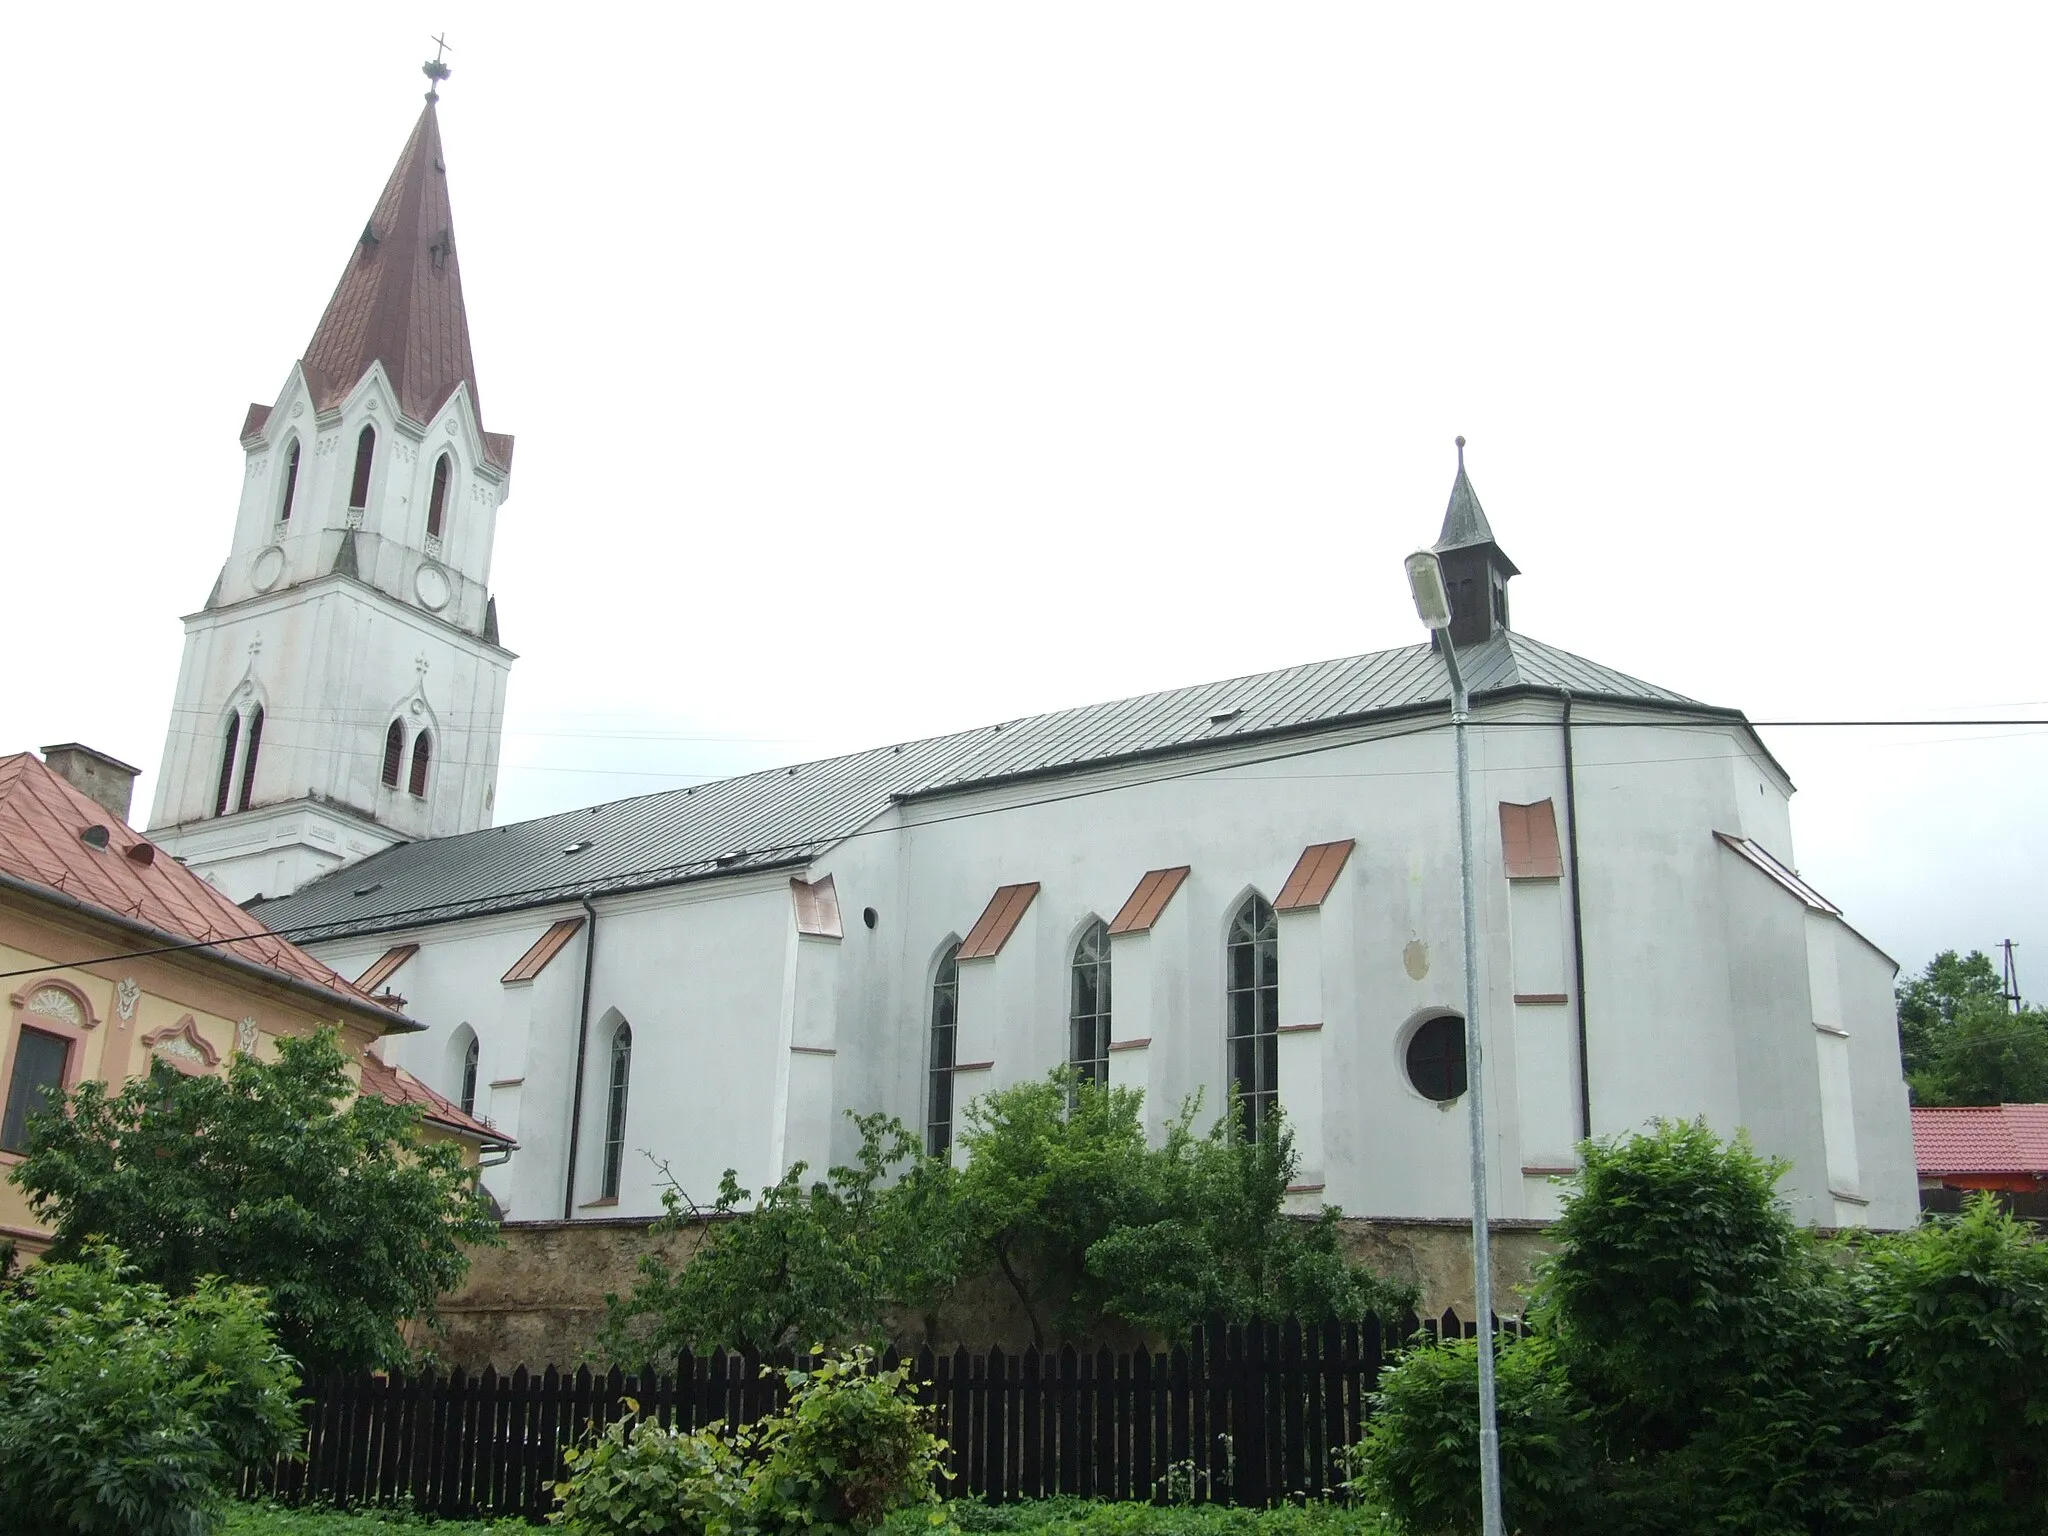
[[149, 72, 515, 902]]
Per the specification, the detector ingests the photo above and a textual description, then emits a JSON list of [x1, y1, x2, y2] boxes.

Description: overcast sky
[[4, 5, 2042, 990]]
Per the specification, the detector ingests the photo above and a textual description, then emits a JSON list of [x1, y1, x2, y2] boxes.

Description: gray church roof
[[249, 630, 1711, 941]]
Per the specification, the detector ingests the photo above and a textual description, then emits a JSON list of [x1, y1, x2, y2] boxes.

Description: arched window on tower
[[426, 454, 451, 540], [213, 712, 241, 818], [408, 731, 432, 798], [460, 1034, 480, 1117], [235, 706, 264, 813], [348, 425, 376, 511], [1226, 893, 1280, 1137], [380, 721, 405, 788], [927, 942, 960, 1156], [1070, 919, 1111, 1085], [601, 1020, 633, 1200], [278, 441, 301, 524]]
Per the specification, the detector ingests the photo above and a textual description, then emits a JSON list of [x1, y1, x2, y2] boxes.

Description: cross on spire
[[423, 34, 453, 101]]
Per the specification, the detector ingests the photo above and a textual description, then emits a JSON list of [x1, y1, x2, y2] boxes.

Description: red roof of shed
[[1911, 1104, 2048, 1177]]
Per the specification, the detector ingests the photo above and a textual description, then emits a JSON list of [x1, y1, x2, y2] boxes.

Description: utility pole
[[2002, 940, 2022, 1014]]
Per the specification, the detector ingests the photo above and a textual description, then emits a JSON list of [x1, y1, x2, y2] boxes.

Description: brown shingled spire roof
[[302, 103, 507, 466]]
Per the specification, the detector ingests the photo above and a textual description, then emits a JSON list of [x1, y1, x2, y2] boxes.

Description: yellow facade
[[1, 891, 391, 1256]]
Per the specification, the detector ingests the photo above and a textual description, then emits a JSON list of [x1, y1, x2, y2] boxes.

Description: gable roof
[[1912, 1104, 2048, 1177], [0, 753, 403, 1024], [249, 629, 1718, 942], [299, 102, 508, 468], [359, 1053, 511, 1148]]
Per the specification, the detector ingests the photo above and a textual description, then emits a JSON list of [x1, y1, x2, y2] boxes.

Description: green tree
[[1358, 1121, 1896, 1535], [0, 1242, 302, 1536], [1898, 949, 2007, 1076], [1857, 1194, 2048, 1535], [10, 1027, 498, 1374], [600, 1112, 962, 1359]]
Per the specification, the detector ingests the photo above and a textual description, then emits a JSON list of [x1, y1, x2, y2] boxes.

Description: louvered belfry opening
[[348, 426, 376, 510], [214, 712, 242, 818], [381, 721, 405, 788]]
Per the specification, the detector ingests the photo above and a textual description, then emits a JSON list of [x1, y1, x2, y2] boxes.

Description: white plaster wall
[[300, 703, 1915, 1232]]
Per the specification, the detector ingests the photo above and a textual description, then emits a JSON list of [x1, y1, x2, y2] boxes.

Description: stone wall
[[420, 1215, 1556, 1372]]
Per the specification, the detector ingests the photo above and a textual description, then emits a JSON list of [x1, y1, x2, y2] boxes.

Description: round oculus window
[[1406, 1015, 1468, 1102]]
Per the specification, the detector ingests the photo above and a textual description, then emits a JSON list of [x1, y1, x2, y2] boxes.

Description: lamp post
[[1403, 545, 1505, 1536]]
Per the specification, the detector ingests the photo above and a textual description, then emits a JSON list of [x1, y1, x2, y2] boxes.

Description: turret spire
[[1429, 436, 1519, 647], [300, 94, 507, 465]]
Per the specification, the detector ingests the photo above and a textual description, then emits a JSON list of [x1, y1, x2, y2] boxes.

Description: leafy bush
[[0, 1243, 301, 1536], [1857, 1193, 2048, 1534], [1349, 1334, 1587, 1535], [1354, 1121, 1896, 1535], [553, 1346, 946, 1536], [11, 1027, 500, 1373], [602, 1114, 961, 1359], [603, 1078, 1412, 1357], [553, 1410, 753, 1536]]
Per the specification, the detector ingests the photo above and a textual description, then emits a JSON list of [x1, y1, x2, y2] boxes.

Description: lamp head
[[1405, 549, 1453, 631]]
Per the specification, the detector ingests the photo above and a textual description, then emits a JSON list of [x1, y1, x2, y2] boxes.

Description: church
[[147, 87, 1918, 1238]]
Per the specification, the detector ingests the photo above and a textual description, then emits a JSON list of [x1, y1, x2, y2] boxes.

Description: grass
[[221, 1504, 531, 1535], [225, 1499, 1398, 1536]]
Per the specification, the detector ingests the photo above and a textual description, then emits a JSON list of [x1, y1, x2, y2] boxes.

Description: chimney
[[41, 744, 142, 825]]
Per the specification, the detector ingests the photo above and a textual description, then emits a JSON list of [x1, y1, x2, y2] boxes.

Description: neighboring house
[[0, 747, 507, 1256], [1911, 1103, 2048, 1219], [163, 89, 1914, 1240]]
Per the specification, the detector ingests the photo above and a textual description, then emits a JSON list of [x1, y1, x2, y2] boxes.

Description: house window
[[278, 440, 301, 523], [1226, 893, 1279, 1136], [214, 711, 242, 818], [408, 732, 431, 798], [927, 942, 960, 1156], [235, 706, 264, 813], [348, 425, 376, 510], [1406, 1015, 1467, 1102], [460, 1034, 479, 1117], [601, 1021, 632, 1200], [1070, 919, 1111, 1085], [381, 721, 405, 787], [427, 454, 451, 539], [2, 1028, 69, 1153]]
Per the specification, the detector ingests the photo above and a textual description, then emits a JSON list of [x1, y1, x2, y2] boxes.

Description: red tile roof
[[359, 1054, 511, 1147], [299, 102, 510, 469], [1912, 1104, 2048, 1177], [0, 752, 394, 1022]]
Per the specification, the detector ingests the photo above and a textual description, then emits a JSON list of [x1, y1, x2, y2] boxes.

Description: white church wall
[[300, 707, 1915, 1233], [1833, 920, 1916, 1229]]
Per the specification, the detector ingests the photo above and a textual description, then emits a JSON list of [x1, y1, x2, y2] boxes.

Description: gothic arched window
[[380, 721, 405, 788], [235, 706, 264, 813], [460, 1034, 480, 1116], [214, 711, 242, 818], [927, 942, 960, 1156], [1226, 893, 1279, 1137], [427, 454, 451, 539], [348, 425, 376, 511], [278, 440, 301, 523], [408, 731, 432, 798], [601, 1020, 632, 1200], [1070, 919, 1111, 1086]]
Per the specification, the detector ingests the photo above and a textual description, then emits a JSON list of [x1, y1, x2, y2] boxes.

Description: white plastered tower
[[149, 95, 515, 902]]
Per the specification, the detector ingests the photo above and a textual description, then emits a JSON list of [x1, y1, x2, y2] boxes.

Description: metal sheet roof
[[250, 630, 1704, 941]]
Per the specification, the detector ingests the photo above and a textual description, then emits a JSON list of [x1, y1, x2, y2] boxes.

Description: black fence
[[247, 1311, 1513, 1521]]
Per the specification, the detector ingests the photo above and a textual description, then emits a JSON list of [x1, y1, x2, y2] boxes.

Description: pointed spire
[[1435, 435, 1498, 552], [301, 101, 500, 460]]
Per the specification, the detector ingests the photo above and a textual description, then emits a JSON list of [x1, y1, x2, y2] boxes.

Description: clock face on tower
[[415, 564, 452, 612]]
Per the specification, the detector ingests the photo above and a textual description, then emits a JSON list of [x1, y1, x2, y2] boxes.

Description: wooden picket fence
[[245, 1312, 1512, 1520]]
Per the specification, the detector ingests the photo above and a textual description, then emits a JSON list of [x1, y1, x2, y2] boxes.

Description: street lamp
[[1404, 542, 1506, 1536]]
